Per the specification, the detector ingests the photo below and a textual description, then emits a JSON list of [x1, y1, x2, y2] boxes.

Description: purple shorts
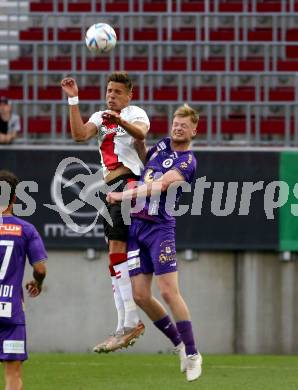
[[0, 324, 27, 361], [127, 218, 178, 276]]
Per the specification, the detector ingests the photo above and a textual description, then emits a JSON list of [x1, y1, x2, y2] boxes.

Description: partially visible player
[[61, 72, 149, 352], [0, 170, 47, 390], [107, 104, 202, 381]]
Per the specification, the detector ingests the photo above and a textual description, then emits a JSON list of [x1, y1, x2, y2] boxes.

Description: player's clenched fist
[[61, 77, 79, 97], [106, 192, 123, 204]]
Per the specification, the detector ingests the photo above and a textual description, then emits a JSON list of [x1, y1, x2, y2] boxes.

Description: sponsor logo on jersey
[[0, 224, 22, 236], [159, 253, 176, 264], [180, 162, 188, 169], [133, 116, 147, 122], [165, 246, 172, 254], [162, 158, 174, 168], [159, 240, 176, 263], [128, 256, 141, 271], [100, 125, 126, 136], [3, 340, 25, 354]]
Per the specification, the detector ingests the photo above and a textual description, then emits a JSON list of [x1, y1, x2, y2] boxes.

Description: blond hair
[[174, 104, 199, 126]]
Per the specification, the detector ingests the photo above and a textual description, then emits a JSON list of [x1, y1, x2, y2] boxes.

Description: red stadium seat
[[19, 27, 286, 43], [9, 0, 298, 142], [28, 116, 62, 133], [256, 2, 283, 12], [25, 115, 294, 137], [29, 0, 298, 14], [4, 86, 295, 103], [29, 0, 202, 13]]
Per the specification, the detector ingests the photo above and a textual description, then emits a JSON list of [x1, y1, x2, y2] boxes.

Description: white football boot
[[173, 342, 188, 373], [186, 353, 203, 381]]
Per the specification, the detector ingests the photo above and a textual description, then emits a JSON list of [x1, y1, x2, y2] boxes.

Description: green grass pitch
[[1, 353, 298, 389]]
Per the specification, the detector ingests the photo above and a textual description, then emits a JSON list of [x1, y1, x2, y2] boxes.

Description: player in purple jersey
[[107, 104, 202, 381], [0, 170, 47, 390]]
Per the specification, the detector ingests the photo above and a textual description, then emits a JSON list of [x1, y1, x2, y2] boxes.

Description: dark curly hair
[[107, 71, 133, 92], [0, 170, 19, 205]]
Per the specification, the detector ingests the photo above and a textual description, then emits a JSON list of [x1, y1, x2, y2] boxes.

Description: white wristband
[[68, 96, 79, 105]]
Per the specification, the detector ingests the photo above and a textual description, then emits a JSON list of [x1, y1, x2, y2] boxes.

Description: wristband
[[68, 96, 79, 105]]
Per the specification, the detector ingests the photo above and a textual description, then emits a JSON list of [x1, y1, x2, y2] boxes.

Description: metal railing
[[6, 70, 298, 101], [2, 2, 298, 146], [10, 100, 298, 146], [28, 0, 298, 14], [5, 11, 298, 44], [3, 40, 298, 73]]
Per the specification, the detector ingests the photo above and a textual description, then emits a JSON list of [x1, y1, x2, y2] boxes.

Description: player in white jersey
[[61, 72, 149, 352]]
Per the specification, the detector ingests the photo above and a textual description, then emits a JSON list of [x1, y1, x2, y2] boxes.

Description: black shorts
[[103, 174, 138, 242]]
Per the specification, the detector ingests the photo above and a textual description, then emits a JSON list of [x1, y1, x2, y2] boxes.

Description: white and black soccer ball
[[85, 23, 117, 54]]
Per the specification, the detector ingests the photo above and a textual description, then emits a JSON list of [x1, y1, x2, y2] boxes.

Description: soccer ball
[[85, 23, 117, 54]]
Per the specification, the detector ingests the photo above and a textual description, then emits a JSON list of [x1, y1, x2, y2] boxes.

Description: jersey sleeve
[[146, 144, 158, 161], [172, 153, 197, 184], [129, 106, 150, 129], [26, 226, 48, 265], [88, 111, 103, 130]]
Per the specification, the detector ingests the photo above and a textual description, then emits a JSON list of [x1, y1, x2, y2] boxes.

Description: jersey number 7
[[0, 240, 14, 280]]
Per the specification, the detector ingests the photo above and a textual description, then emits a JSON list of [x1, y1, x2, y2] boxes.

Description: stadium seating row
[[29, 0, 298, 13], [18, 27, 298, 42], [9, 56, 298, 71], [1, 86, 298, 102], [24, 116, 298, 137], [3, 0, 298, 143]]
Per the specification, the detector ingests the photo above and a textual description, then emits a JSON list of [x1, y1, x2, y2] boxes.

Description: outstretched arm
[[107, 169, 185, 203], [61, 77, 97, 141]]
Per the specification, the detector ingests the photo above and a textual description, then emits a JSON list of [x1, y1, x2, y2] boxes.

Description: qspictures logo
[[0, 157, 297, 233]]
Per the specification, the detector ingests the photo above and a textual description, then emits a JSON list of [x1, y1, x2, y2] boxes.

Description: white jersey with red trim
[[88, 105, 150, 178]]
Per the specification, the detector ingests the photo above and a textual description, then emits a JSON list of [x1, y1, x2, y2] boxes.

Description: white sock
[[111, 276, 125, 334], [113, 261, 139, 329]]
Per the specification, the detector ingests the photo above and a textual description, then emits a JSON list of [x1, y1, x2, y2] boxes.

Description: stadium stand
[[1, 0, 298, 144]]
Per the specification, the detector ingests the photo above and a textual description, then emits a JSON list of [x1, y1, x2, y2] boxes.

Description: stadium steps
[[0, 30, 18, 41], [0, 15, 29, 29], [0, 74, 8, 89], [0, 0, 28, 14], [0, 58, 8, 88], [0, 1, 29, 88]]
